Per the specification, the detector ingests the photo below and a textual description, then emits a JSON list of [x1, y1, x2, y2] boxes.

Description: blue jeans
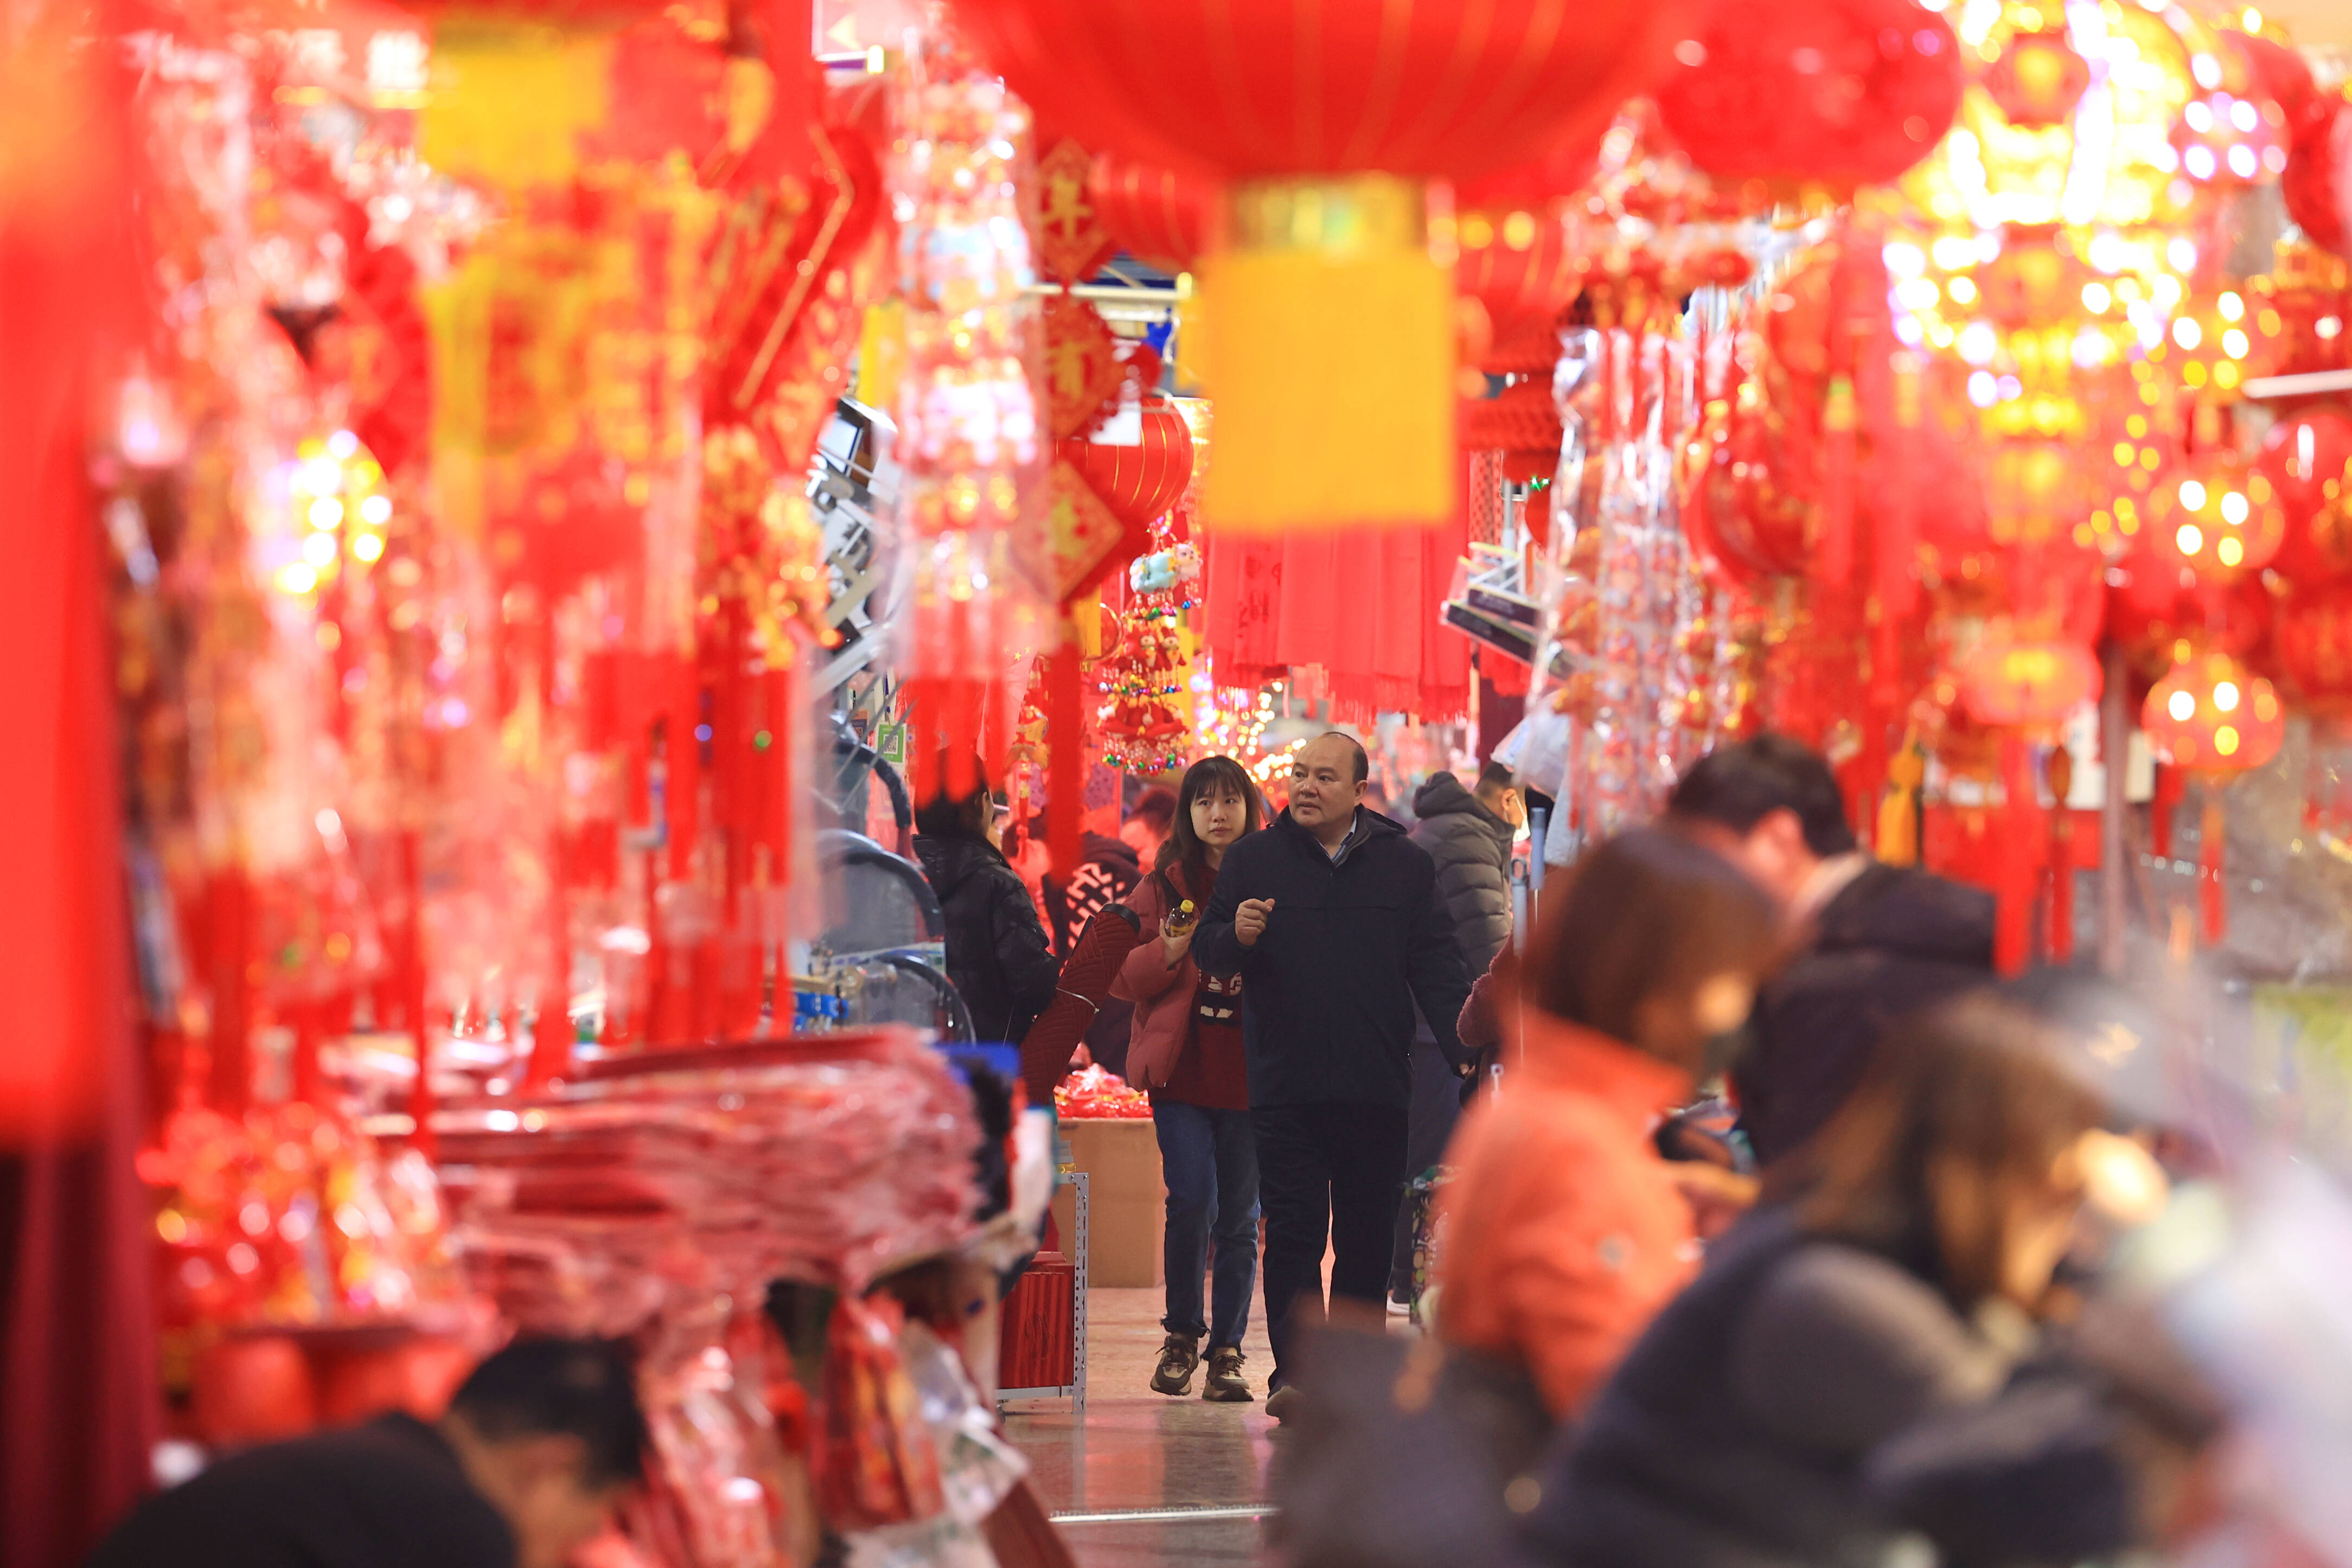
[[1152, 1098, 1261, 1349]]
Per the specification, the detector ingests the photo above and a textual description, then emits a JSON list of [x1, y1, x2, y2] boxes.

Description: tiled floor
[[1001, 1287, 1283, 1567]]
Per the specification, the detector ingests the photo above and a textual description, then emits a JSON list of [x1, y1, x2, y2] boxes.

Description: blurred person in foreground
[[1194, 732, 1474, 1418], [1518, 994, 2207, 1568], [87, 1338, 646, 1568], [1667, 734, 1994, 1167], [1389, 759, 1524, 1314], [1113, 756, 1265, 1402], [1434, 828, 1782, 1418], [915, 758, 1060, 1046]]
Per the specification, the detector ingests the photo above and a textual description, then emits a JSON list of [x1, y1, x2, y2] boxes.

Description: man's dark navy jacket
[[1194, 807, 1472, 1110]]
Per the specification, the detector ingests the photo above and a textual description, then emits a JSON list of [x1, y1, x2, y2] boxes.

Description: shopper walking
[[1435, 828, 1782, 1417], [1193, 732, 1474, 1418], [1113, 756, 1265, 1403], [87, 1337, 647, 1568], [1667, 734, 1995, 1167], [1390, 760, 1523, 1311], [915, 760, 1061, 1046], [1518, 995, 2178, 1568]]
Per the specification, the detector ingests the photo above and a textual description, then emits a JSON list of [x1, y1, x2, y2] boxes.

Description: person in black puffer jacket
[[914, 765, 1060, 1046], [1390, 760, 1522, 1306]]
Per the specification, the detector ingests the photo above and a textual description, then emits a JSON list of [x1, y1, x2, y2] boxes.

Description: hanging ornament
[[1981, 29, 2091, 129], [2147, 448, 2286, 580], [1653, 0, 1965, 200], [955, 0, 1708, 534], [1957, 631, 2101, 728], [1034, 134, 1117, 286], [2143, 651, 2285, 773], [2259, 408, 2352, 586]]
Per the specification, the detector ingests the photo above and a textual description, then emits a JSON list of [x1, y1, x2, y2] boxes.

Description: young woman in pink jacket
[[1113, 755, 1264, 1403]]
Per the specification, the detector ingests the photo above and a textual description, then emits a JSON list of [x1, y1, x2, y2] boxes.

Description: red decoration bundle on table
[[1052, 1065, 1151, 1120]]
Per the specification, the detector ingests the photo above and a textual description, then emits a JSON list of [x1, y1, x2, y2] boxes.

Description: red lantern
[[1958, 635, 2101, 728], [1456, 205, 1580, 356], [1060, 396, 1196, 536], [955, 0, 1704, 533], [2285, 93, 2352, 261], [2259, 408, 2352, 586], [2274, 581, 2352, 714], [1983, 29, 2092, 129], [2143, 652, 2285, 772], [1086, 151, 1211, 272], [1655, 0, 1965, 195], [2146, 448, 2286, 580]]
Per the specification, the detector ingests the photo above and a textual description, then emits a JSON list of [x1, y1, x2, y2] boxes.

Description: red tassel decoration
[[2200, 796, 2228, 945], [2151, 764, 2184, 859], [1047, 630, 1086, 880], [2045, 748, 2076, 963], [1992, 740, 2040, 975], [398, 831, 434, 1158]]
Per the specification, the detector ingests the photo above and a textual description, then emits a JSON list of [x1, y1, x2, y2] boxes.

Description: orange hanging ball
[[2143, 652, 2285, 772], [1958, 635, 2102, 728], [2147, 449, 2287, 580]]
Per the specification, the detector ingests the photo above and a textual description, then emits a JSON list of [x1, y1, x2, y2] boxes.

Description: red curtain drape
[[0, 11, 161, 1565], [1200, 509, 1472, 723]]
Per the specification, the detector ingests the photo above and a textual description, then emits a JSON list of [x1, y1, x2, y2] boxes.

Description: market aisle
[[1002, 1287, 1280, 1567]]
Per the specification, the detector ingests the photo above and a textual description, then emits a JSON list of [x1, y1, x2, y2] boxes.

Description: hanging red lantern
[[2143, 651, 2285, 772], [1983, 29, 2092, 129], [2143, 649, 2284, 945], [1059, 396, 1196, 535], [2274, 580, 2352, 714], [2259, 408, 2352, 586], [2146, 448, 2286, 580], [1086, 151, 1212, 272], [954, 0, 1704, 533], [2285, 92, 2352, 261], [2169, 31, 2292, 190], [1958, 633, 2101, 728], [2107, 569, 2272, 679], [1654, 0, 1965, 197]]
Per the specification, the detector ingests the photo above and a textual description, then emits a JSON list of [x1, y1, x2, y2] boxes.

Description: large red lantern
[[954, 0, 1702, 533], [1655, 0, 1965, 197], [2143, 652, 2285, 772], [2259, 408, 2352, 586]]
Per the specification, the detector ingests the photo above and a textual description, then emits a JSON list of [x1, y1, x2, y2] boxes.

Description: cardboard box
[[1055, 1118, 1165, 1288]]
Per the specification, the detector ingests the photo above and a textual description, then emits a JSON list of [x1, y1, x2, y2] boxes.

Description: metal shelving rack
[[997, 1169, 1088, 1411]]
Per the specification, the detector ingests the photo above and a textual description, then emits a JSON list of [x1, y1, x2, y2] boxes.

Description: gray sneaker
[[1202, 1345, 1253, 1403], [1264, 1381, 1302, 1422], [1150, 1332, 1200, 1396]]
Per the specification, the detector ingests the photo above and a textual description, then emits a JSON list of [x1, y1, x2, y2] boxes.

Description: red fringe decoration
[[2200, 797, 2228, 945]]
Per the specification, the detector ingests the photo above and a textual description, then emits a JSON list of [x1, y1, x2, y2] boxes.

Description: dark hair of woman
[[1154, 754, 1263, 892], [1795, 993, 2103, 1311], [912, 751, 996, 842], [1520, 825, 1782, 1046]]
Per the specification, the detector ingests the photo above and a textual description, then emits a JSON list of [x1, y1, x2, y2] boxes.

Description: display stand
[[998, 1170, 1088, 1411]]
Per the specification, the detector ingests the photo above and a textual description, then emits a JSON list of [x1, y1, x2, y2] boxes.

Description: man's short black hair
[[1666, 734, 1858, 858], [1308, 730, 1369, 784], [1475, 760, 1517, 796], [449, 1337, 648, 1489], [1128, 785, 1178, 831]]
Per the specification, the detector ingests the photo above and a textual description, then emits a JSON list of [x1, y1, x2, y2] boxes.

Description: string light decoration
[[1192, 663, 1277, 763], [273, 430, 391, 597]]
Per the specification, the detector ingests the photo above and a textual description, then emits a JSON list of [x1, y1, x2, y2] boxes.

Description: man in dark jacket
[[1389, 760, 1522, 1307], [916, 778, 1061, 1046], [1194, 732, 1473, 1413], [1666, 734, 1995, 1167], [87, 1337, 645, 1568]]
